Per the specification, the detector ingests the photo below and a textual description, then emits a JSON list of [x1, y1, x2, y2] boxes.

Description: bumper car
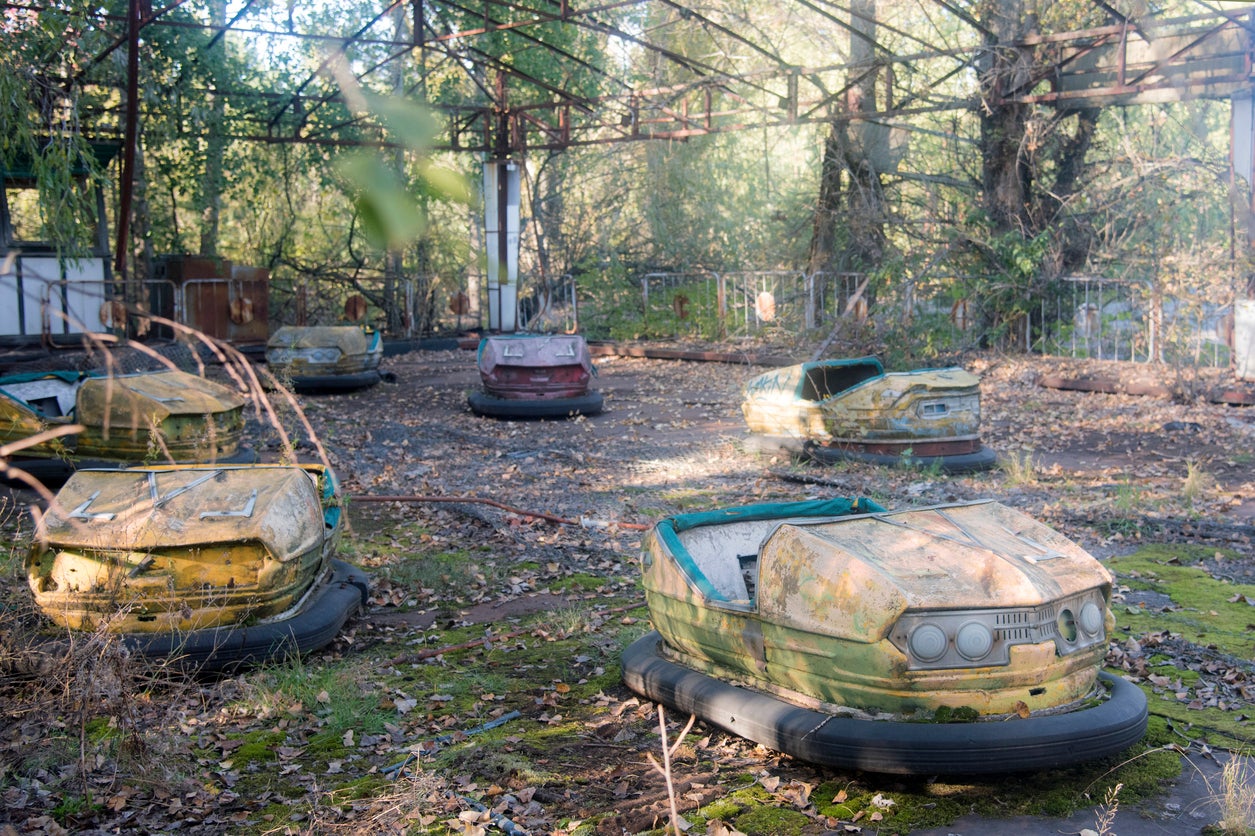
[[0, 369, 251, 481], [468, 333, 603, 418], [741, 357, 997, 472], [622, 498, 1147, 775], [27, 463, 368, 670], [266, 326, 384, 392]]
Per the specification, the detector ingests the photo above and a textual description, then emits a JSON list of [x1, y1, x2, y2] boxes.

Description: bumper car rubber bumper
[[621, 631, 1147, 775]]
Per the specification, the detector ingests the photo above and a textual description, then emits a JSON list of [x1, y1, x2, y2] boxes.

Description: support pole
[[482, 159, 520, 331]]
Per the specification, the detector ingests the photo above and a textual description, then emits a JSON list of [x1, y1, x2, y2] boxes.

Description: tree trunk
[[806, 126, 844, 276], [978, 0, 1035, 234], [198, 0, 225, 257], [807, 0, 883, 282], [382, 3, 407, 334]]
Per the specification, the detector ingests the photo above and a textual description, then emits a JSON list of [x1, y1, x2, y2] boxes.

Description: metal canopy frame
[[8, 0, 1255, 300], [7, 0, 1253, 155]]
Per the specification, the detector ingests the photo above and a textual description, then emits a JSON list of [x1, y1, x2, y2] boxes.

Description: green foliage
[[0, 48, 103, 257]]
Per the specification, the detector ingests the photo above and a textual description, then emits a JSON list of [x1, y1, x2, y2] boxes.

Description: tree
[[807, 0, 891, 278]]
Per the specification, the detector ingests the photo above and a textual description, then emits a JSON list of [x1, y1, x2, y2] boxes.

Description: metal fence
[[5, 259, 1234, 369], [559, 268, 1240, 368]]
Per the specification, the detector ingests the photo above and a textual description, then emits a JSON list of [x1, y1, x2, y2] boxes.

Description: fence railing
[[0, 260, 1240, 369], [564, 269, 1240, 368]]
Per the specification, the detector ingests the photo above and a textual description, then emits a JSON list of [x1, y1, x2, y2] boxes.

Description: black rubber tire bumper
[[622, 631, 1148, 775], [803, 440, 999, 474], [4, 445, 261, 487], [289, 370, 383, 393], [121, 559, 370, 672], [468, 389, 604, 418]]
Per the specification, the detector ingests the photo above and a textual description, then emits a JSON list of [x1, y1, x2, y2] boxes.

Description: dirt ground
[[299, 344, 1255, 834], [304, 346, 1255, 543], [2, 341, 1254, 834]]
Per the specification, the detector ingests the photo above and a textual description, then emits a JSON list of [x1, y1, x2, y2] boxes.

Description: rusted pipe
[[348, 493, 649, 531]]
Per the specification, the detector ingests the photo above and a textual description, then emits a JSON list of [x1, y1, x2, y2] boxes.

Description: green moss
[[727, 784, 772, 805], [83, 716, 122, 744], [732, 805, 810, 835], [1105, 545, 1255, 748], [428, 730, 566, 786], [382, 548, 483, 596], [928, 705, 980, 723], [327, 775, 390, 803], [699, 797, 744, 821], [231, 730, 286, 767], [1108, 546, 1255, 658], [305, 729, 350, 760], [811, 781, 966, 831], [658, 489, 721, 510]]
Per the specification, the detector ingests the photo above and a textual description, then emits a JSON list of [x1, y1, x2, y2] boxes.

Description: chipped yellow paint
[[0, 370, 245, 463], [642, 501, 1112, 716], [75, 370, 246, 459], [266, 326, 382, 376], [742, 362, 982, 443], [0, 395, 64, 457], [27, 465, 335, 632]]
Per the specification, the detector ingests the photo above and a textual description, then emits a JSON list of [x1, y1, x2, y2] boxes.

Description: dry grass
[[1087, 782, 1121, 836], [999, 448, 1037, 487], [1214, 756, 1255, 835]]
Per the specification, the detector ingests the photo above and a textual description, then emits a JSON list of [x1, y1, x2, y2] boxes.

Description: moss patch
[[732, 805, 810, 835], [1109, 545, 1255, 656], [229, 730, 286, 768], [1107, 544, 1255, 748]]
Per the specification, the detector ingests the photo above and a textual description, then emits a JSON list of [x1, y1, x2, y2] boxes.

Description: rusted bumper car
[[622, 498, 1147, 774], [265, 326, 384, 392], [468, 333, 603, 418], [741, 357, 996, 472], [0, 368, 252, 482], [27, 463, 368, 670]]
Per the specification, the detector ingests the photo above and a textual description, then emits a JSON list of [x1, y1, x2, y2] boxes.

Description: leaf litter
[[0, 345, 1252, 834]]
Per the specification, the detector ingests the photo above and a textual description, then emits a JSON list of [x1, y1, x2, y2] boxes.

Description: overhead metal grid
[[7, 0, 1254, 155]]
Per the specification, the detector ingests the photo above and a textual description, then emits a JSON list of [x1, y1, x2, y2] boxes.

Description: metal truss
[[6, 0, 1254, 154]]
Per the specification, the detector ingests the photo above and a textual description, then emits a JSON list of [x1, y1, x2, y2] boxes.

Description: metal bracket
[[200, 489, 257, 519], [69, 490, 115, 521]]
